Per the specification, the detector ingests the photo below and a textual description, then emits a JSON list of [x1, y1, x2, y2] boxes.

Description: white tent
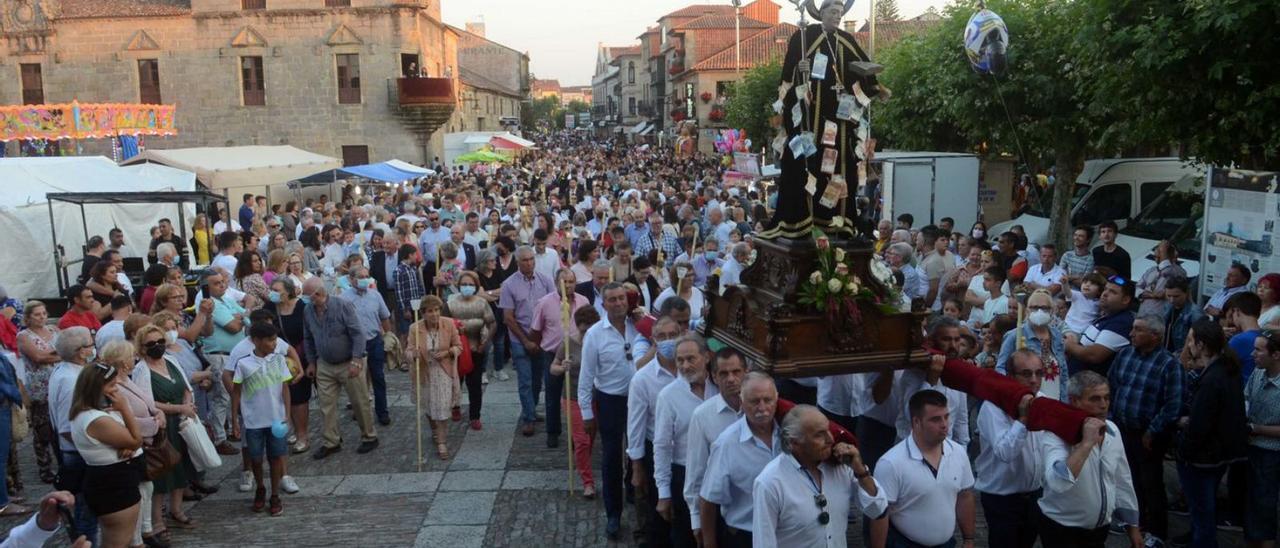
[[0, 157, 197, 299], [122, 145, 342, 190]]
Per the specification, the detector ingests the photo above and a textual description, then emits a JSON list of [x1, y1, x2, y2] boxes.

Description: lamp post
[[731, 0, 742, 77]]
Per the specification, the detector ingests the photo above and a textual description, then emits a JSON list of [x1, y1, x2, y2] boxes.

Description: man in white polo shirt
[[976, 349, 1046, 548], [1037, 371, 1142, 548], [752, 405, 886, 548], [871, 389, 976, 548], [699, 372, 780, 548], [1024, 244, 1066, 296], [684, 348, 748, 544], [653, 334, 719, 547]]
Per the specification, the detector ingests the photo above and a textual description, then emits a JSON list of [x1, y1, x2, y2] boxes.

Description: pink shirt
[[529, 292, 590, 352]]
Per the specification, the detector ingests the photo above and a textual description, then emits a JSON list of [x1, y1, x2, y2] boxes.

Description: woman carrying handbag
[[406, 296, 462, 460]]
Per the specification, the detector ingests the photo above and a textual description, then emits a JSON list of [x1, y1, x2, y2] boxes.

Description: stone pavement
[[0, 363, 1249, 547]]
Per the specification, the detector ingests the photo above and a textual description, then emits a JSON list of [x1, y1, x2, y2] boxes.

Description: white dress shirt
[[626, 358, 679, 460], [817, 374, 858, 418], [892, 369, 970, 447], [653, 378, 719, 499], [48, 361, 85, 452], [719, 257, 744, 288], [533, 249, 561, 280], [700, 417, 782, 531], [752, 453, 888, 548], [1025, 263, 1066, 290], [856, 370, 902, 428], [578, 317, 638, 421], [975, 397, 1044, 495], [1038, 419, 1140, 529], [684, 394, 740, 528], [874, 434, 976, 546], [0, 514, 61, 548]]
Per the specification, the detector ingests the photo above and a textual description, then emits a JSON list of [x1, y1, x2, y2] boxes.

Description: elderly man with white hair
[[699, 371, 781, 548], [46, 326, 99, 540], [752, 404, 886, 548], [718, 243, 750, 288], [887, 242, 925, 301]]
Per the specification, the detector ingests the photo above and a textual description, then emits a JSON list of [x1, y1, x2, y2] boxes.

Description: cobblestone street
[[0, 364, 1248, 547]]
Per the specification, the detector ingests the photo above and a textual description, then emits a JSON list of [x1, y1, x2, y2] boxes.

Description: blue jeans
[[511, 341, 544, 423], [596, 390, 628, 519], [1247, 446, 1280, 542], [490, 322, 509, 372], [58, 450, 99, 542], [365, 336, 388, 420], [0, 406, 8, 508], [1178, 461, 1226, 548]]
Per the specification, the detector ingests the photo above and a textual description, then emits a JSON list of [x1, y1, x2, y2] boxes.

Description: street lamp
[[731, 0, 742, 77]]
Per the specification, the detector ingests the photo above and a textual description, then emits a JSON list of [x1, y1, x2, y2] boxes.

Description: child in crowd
[[549, 306, 601, 498], [1064, 272, 1106, 335], [942, 298, 964, 322], [230, 321, 293, 517]]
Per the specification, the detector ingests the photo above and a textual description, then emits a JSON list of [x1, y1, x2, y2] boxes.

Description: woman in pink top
[[100, 340, 166, 547]]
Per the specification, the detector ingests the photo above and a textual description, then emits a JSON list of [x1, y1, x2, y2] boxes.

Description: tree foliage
[[525, 95, 562, 128], [723, 58, 782, 156], [875, 0, 901, 22]]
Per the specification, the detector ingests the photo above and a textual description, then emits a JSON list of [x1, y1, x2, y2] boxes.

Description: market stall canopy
[[0, 156, 197, 299], [489, 132, 537, 150], [297, 159, 435, 184], [121, 145, 341, 189], [455, 150, 511, 164]]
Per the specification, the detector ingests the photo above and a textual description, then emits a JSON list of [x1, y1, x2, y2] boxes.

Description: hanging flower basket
[[671, 109, 688, 122], [700, 91, 713, 103], [708, 108, 726, 122]]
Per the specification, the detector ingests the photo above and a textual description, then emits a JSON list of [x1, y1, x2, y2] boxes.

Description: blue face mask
[[268, 291, 282, 304], [657, 339, 678, 360], [336, 277, 351, 289], [459, 285, 478, 297], [704, 251, 720, 262], [299, 295, 312, 305], [357, 278, 374, 290]]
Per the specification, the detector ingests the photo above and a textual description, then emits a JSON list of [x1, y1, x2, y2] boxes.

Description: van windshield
[[1024, 183, 1089, 217], [1122, 185, 1204, 258]]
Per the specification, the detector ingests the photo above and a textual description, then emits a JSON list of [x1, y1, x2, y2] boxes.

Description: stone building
[[449, 21, 528, 132], [0, 0, 463, 166]]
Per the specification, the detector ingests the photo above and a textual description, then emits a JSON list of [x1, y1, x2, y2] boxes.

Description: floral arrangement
[[700, 91, 713, 103], [797, 228, 902, 325], [708, 108, 726, 122], [670, 108, 688, 122]]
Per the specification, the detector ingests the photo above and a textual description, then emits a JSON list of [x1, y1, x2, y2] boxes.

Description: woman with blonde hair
[[190, 214, 212, 265], [150, 283, 214, 345], [444, 271, 494, 430], [68, 359, 145, 548], [264, 249, 288, 286], [100, 340, 166, 548], [285, 252, 313, 289], [139, 323, 199, 532], [406, 295, 462, 460], [16, 300, 59, 483]]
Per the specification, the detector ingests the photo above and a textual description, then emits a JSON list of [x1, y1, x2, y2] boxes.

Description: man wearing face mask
[[626, 317, 683, 546], [340, 266, 393, 426], [652, 334, 721, 546], [689, 239, 724, 289], [302, 277, 378, 459]]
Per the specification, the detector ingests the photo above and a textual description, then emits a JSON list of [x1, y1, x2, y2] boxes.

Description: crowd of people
[[0, 130, 1278, 548]]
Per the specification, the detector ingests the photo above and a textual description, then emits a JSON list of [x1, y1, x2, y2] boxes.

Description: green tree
[[525, 95, 562, 128], [723, 58, 782, 156], [1075, 0, 1280, 168], [875, 0, 901, 22], [875, 0, 1102, 251]]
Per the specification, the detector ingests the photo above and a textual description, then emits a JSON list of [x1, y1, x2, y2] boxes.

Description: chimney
[[465, 19, 486, 38]]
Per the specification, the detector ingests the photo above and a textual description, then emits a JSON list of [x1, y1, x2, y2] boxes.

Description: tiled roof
[[610, 45, 643, 58], [673, 14, 771, 31], [662, 5, 735, 19], [532, 79, 561, 92], [59, 0, 190, 19], [845, 19, 940, 51], [691, 23, 796, 71]]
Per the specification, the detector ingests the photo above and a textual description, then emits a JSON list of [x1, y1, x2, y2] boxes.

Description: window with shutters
[[138, 60, 161, 104], [336, 54, 361, 104], [324, 0, 349, 6], [240, 56, 265, 106], [242, 0, 265, 9], [20, 64, 43, 105]]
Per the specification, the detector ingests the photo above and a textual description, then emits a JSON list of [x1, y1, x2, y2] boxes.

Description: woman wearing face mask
[[444, 271, 495, 430], [969, 221, 988, 244], [100, 340, 166, 548], [149, 312, 213, 423], [654, 260, 706, 327], [995, 289, 1068, 401], [263, 278, 312, 453], [1174, 319, 1248, 548], [150, 284, 214, 346], [140, 323, 200, 533]]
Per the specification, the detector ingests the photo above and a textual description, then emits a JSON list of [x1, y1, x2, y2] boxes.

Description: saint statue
[[759, 0, 889, 241]]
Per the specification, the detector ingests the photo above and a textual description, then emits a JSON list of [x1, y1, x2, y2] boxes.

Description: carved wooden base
[[706, 236, 930, 377]]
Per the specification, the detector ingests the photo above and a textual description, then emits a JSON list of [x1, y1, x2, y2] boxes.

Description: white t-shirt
[[232, 352, 293, 430], [1025, 263, 1066, 291], [96, 320, 127, 352], [213, 220, 242, 235], [71, 409, 143, 465], [1064, 288, 1100, 335], [981, 294, 1010, 325]]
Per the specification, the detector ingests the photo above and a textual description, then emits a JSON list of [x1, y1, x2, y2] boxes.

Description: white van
[[1116, 172, 1205, 288], [989, 158, 1203, 246]]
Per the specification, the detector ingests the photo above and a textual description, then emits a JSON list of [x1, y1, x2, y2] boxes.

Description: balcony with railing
[[396, 77, 455, 106], [387, 77, 456, 143]]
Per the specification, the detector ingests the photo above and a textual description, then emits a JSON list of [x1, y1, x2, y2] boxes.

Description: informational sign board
[[564, 114, 575, 128], [1200, 167, 1280, 299], [732, 152, 762, 178]]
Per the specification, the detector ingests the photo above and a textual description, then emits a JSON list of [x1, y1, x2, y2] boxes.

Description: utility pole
[[869, 0, 877, 59], [732, 0, 742, 78]]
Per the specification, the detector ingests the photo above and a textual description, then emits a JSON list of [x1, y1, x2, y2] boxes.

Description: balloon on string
[[271, 420, 289, 439], [964, 8, 1009, 75]]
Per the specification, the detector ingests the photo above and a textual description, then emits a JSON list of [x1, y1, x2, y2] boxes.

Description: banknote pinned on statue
[[857, 124, 870, 143], [778, 82, 793, 102], [802, 132, 819, 157], [836, 93, 858, 121], [820, 173, 847, 209], [852, 81, 872, 107], [805, 172, 818, 196], [772, 132, 788, 155], [810, 52, 829, 80], [857, 161, 868, 187], [772, 98, 784, 114], [820, 148, 838, 175], [791, 102, 804, 129], [794, 83, 810, 105], [821, 120, 838, 146]]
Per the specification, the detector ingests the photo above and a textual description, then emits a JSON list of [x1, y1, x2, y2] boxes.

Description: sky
[[442, 0, 949, 86]]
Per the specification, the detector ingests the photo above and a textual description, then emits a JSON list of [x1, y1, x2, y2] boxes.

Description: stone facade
[[0, 0, 460, 164]]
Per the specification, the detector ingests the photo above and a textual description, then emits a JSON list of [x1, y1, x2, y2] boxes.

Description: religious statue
[[674, 120, 698, 158], [759, 0, 890, 241]]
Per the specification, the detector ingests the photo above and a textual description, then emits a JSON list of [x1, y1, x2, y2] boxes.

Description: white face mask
[[1028, 309, 1052, 327], [166, 330, 179, 345]]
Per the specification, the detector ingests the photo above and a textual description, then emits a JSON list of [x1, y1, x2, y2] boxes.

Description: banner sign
[[0, 102, 177, 142], [1200, 167, 1280, 299], [732, 152, 762, 177]]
